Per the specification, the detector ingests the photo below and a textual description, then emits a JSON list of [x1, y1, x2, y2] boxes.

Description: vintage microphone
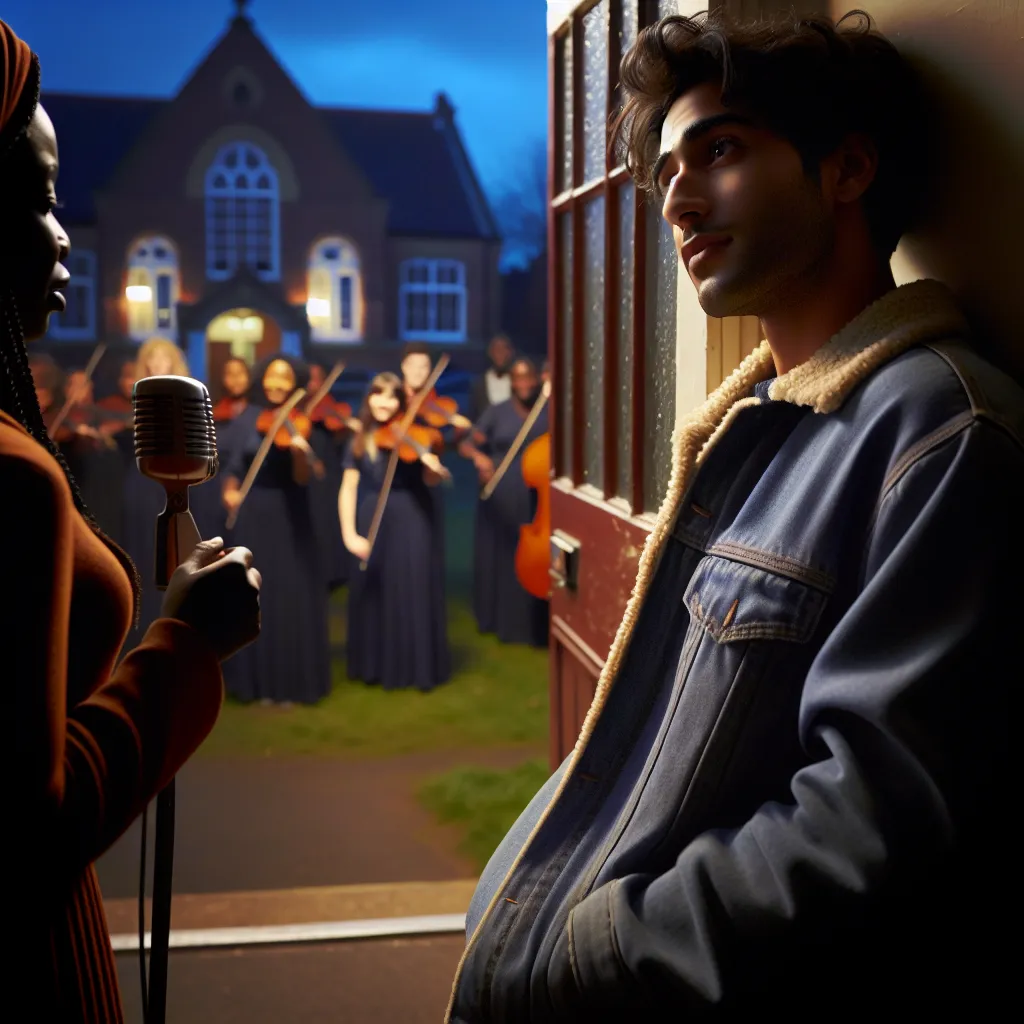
[[132, 374, 218, 1024]]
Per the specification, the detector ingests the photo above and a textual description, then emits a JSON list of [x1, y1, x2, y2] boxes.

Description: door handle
[[550, 530, 580, 591]]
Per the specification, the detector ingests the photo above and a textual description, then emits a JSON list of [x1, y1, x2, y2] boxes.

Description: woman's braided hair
[[0, 54, 141, 618]]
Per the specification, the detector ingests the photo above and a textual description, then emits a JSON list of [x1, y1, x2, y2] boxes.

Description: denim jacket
[[446, 281, 1024, 1022]]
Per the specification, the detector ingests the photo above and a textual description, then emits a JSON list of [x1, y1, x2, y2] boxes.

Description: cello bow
[[480, 379, 551, 501]]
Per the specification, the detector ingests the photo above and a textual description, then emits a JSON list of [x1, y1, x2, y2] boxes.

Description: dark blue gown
[[472, 399, 549, 647], [222, 405, 331, 704], [309, 421, 347, 591], [343, 440, 450, 691], [189, 410, 246, 543]]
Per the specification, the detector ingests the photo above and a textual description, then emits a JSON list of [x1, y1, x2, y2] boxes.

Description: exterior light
[[126, 285, 152, 302], [227, 317, 243, 332], [306, 297, 330, 319], [242, 316, 261, 332]]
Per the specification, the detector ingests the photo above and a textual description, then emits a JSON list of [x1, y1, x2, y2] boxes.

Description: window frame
[[126, 236, 180, 342], [307, 237, 363, 343], [204, 142, 281, 283], [398, 257, 468, 343], [48, 250, 97, 341], [551, 0, 669, 518]]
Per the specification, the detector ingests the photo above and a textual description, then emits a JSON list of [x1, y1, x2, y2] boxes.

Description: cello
[[515, 431, 551, 599]]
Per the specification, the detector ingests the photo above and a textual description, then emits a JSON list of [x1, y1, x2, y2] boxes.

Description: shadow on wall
[[882, 3, 1024, 382]]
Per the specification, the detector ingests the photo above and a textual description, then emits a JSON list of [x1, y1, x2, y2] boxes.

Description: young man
[[446, 11, 1020, 1021]]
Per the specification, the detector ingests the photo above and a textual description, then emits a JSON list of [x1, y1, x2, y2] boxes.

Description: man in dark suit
[[469, 333, 515, 423]]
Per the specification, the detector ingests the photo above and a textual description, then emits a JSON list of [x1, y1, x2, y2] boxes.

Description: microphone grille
[[133, 375, 217, 462]]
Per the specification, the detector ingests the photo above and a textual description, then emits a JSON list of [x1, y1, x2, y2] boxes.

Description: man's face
[[223, 359, 250, 398], [401, 353, 432, 391], [488, 337, 513, 372], [262, 359, 296, 405], [656, 82, 834, 319]]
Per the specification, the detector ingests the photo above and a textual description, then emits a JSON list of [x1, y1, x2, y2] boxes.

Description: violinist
[[401, 342, 472, 432], [458, 356, 549, 647], [220, 354, 330, 705], [306, 361, 355, 592], [339, 372, 451, 692]]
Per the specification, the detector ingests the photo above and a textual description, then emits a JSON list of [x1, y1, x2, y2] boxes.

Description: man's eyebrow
[[651, 113, 755, 187]]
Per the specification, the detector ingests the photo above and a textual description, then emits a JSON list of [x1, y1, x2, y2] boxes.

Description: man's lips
[[680, 234, 731, 268]]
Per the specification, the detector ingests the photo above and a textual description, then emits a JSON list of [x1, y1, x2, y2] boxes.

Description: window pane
[[658, 0, 678, 17], [582, 0, 609, 184], [642, 201, 677, 513], [616, 182, 635, 502], [556, 34, 573, 193], [156, 274, 172, 328], [339, 276, 353, 331], [621, 0, 639, 57], [582, 196, 605, 490], [558, 212, 574, 479], [406, 291, 430, 332], [62, 284, 89, 329], [437, 292, 461, 333]]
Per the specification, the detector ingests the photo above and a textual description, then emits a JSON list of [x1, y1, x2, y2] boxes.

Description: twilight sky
[[2, 0, 548, 257]]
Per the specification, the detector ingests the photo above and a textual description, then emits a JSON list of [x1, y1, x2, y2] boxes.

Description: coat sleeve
[[546, 419, 1021, 1015], [9, 453, 224, 892]]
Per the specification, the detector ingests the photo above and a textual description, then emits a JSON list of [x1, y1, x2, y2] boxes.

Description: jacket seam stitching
[[706, 541, 834, 593], [880, 411, 975, 497]]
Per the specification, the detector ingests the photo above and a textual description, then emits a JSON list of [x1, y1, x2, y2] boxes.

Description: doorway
[[205, 308, 282, 401]]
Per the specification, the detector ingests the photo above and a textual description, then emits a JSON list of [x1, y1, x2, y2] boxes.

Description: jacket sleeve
[[9, 454, 224, 892], [546, 419, 1021, 1015]]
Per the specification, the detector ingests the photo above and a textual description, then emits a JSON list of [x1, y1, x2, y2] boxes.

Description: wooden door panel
[[549, 624, 600, 768]]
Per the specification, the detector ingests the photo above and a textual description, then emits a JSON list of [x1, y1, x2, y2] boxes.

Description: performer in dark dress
[[306, 361, 354, 592], [191, 355, 250, 543], [459, 357, 549, 647], [340, 372, 451, 692], [468, 333, 515, 422], [221, 354, 331, 705]]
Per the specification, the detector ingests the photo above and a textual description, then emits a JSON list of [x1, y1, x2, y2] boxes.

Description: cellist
[[339, 372, 451, 692], [220, 354, 330, 706], [457, 356, 549, 647]]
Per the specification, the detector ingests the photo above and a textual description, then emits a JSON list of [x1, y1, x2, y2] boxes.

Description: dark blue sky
[[3, 0, 547, 228]]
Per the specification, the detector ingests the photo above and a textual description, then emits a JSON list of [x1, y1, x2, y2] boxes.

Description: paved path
[[115, 935, 466, 1024], [97, 745, 542, 899]]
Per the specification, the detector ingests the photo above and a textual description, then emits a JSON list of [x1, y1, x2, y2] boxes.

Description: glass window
[[49, 250, 96, 341], [126, 237, 179, 342], [307, 238, 362, 342], [398, 259, 467, 342]]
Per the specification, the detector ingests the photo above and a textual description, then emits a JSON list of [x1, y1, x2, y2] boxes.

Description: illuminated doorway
[[205, 308, 282, 400]]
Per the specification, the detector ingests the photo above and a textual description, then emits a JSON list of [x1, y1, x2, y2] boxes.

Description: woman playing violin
[[339, 372, 451, 692], [220, 354, 330, 706], [458, 356, 549, 647]]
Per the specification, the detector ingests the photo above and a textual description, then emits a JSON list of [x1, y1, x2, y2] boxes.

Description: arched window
[[125, 237, 179, 342], [398, 258, 467, 342], [205, 142, 280, 282], [306, 238, 363, 342]]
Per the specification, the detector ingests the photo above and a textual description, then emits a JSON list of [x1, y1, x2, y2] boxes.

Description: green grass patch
[[200, 598, 548, 759], [417, 758, 550, 872]]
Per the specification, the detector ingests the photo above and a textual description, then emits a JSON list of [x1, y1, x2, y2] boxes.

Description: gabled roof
[[40, 91, 500, 241], [42, 94, 165, 226], [322, 104, 499, 240]]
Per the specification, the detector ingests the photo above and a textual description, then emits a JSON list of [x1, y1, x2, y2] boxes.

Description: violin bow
[[225, 387, 307, 530], [303, 361, 346, 416], [480, 379, 551, 501], [47, 342, 107, 437], [361, 354, 450, 569]]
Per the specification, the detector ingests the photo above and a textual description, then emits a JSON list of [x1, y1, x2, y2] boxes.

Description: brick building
[[38, 2, 502, 395]]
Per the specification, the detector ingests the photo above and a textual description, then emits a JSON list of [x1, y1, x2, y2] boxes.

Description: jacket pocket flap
[[683, 554, 827, 644]]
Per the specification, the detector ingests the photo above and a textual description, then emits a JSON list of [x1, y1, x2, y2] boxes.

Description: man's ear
[[826, 132, 880, 205]]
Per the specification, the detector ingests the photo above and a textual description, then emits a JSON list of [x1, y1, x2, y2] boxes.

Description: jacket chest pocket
[[598, 553, 830, 882]]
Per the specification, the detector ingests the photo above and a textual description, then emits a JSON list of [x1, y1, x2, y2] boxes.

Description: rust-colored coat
[[4, 409, 224, 1021]]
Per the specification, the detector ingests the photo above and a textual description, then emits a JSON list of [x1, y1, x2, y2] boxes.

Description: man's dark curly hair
[[610, 9, 932, 256]]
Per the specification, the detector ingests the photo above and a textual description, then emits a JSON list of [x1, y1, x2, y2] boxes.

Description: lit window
[[204, 142, 280, 282], [398, 258, 466, 342], [49, 251, 97, 341], [126, 237, 179, 341], [307, 238, 363, 342]]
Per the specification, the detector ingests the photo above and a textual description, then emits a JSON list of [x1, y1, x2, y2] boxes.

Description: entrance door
[[546, 0, 764, 767], [205, 309, 282, 400]]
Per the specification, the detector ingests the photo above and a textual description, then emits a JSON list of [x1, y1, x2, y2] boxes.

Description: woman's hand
[[223, 487, 243, 513], [289, 433, 313, 455], [160, 538, 261, 661], [474, 453, 495, 485], [421, 452, 451, 482], [346, 534, 371, 561]]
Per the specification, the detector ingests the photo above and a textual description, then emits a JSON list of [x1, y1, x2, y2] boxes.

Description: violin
[[212, 395, 248, 422], [373, 419, 444, 464], [310, 394, 357, 433], [515, 432, 551, 600], [256, 405, 326, 479], [417, 389, 471, 431]]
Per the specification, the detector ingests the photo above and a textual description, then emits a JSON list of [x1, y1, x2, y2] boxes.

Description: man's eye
[[710, 138, 737, 160]]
